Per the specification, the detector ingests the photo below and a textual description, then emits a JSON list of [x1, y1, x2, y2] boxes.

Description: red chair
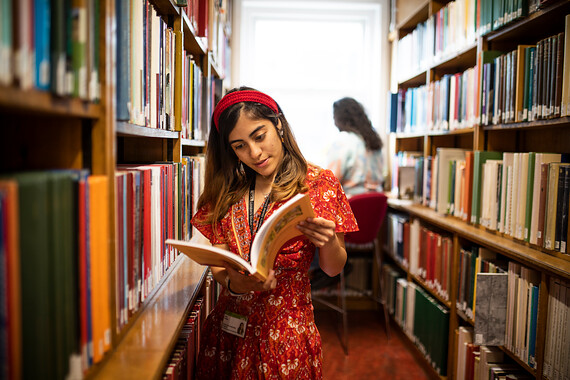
[[312, 191, 390, 355]]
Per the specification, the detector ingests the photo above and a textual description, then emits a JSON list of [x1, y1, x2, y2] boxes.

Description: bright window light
[[237, 1, 385, 166]]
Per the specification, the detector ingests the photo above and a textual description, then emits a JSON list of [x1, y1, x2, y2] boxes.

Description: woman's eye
[[233, 143, 243, 150], [255, 133, 266, 141]]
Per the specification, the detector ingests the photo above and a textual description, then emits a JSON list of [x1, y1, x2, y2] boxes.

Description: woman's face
[[228, 111, 284, 179]]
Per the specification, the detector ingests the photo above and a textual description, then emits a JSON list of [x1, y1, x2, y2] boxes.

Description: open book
[[165, 193, 315, 281]]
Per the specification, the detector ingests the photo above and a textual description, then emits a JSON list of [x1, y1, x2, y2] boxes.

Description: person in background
[[325, 97, 385, 197], [191, 87, 358, 379]]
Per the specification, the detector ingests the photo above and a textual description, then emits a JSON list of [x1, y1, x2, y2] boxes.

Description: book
[[166, 193, 315, 281], [472, 151, 502, 225], [474, 273, 508, 346]]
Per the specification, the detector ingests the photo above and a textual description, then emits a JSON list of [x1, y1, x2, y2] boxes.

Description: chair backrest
[[344, 192, 388, 245]]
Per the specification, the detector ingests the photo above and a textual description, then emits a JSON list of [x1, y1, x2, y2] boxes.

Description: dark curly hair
[[333, 97, 383, 151]]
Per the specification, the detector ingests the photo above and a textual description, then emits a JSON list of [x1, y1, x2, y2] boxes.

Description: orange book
[[0, 180, 22, 380], [88, 176, 111, 363]]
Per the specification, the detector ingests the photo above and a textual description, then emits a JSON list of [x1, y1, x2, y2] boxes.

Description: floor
[[314, 309, 432, 380]]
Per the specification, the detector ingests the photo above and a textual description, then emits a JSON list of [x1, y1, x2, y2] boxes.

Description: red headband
[[212, 90, 280, 131]]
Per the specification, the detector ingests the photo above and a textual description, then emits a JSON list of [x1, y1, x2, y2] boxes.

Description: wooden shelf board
[[428, 127, 475, 137], [483, 116, 570, 131], [93, 256, 208, 380], [0, 85, 102, 119], [182, 12, 208, 56], [398, 70, 427, 88], [116, 122, 180, 139], [181, 138, 206, 147], [498, 346, 537, 377], [394, 132, 425, 139], [395, 0, 430, 34], [410, 273, 452, 308], [387, 200, 570, 279], [152, 0, 180, 17], [431, 42, 478, 73]]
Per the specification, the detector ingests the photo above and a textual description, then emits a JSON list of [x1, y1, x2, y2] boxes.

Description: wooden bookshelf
[[92, 256, 207, 380], [0, 0, 230, 378], [387, 1, 570, 379]]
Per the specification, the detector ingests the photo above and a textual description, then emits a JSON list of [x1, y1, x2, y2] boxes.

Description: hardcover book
[[474, 272, 508, 346], [167, 193, 315, 281]]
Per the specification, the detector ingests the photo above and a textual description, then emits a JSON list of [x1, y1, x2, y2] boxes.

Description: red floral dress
[[191, 165, 358, 379]]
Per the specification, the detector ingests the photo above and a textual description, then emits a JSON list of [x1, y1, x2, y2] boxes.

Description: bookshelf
[[386, 0, 570, 379], [0, 0, 231, 378]]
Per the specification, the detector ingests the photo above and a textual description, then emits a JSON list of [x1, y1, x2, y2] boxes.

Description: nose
[[249, 143, 262, 159]]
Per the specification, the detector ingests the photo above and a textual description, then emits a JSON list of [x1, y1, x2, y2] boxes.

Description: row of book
[[543, 276, 570, 380], [481, 32, 568, 127], [393, 65, 479, 134], [455, 329, 533, 380], [116, 0, 211, 139], [382, 263, 449, 376], [0, 0, 101, 99], [390, 13, 570, 136], [0, 157, 205, 379], [385, 213, 454, 302], [178, 0, 229, 69], [393, 149, 570, 254], [396, 0, 478, 82], [116, 0, 176, 130], [397, 0, 557, 83], [162, 272, 219, 379], [114, 156, 204, 332], [0, 171, 110, 380]]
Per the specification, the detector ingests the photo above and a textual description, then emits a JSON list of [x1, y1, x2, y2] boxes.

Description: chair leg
[[374, 239, 391, 340], [339, 267, 349, 355]]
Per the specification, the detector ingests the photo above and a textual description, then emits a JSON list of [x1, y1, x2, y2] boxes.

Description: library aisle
[[315, 310, 431, 379]]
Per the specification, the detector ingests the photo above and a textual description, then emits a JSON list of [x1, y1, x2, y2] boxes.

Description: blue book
[[527, 284, 539, 368], [35, 0, 51, 90]]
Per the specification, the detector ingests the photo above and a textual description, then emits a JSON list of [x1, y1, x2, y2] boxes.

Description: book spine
[[536, 163, 549, 248]]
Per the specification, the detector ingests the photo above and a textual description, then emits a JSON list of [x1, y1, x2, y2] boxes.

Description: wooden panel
[[0, 115, 84, 171], [92, 256, 207, 380]]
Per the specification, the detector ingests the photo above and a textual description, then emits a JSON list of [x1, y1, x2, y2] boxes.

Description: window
[[233, 0, 389, 166]]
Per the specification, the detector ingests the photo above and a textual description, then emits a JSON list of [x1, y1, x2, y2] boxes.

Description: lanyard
[[248, 181, 271, 237]]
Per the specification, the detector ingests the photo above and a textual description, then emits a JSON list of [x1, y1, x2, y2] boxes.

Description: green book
[[12, 172, 55, 379], [471, 151, 503, 225]]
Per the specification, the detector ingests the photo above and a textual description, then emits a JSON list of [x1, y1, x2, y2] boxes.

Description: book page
[[250, 193, 315, 280], [165, 239, 254, 274]]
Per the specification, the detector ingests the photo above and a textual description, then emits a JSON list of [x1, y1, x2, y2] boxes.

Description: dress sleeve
[[310, 168, 359, 233], [190, 205, 225, 245]]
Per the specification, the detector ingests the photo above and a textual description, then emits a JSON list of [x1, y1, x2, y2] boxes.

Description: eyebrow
[[229, 125, 266, 145]]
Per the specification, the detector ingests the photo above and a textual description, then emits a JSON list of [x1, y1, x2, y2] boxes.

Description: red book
[[115, 172, 126, 329], [536, 163, 549, 247], [197, 0, 208, 38], [435, 234, 442, 292]]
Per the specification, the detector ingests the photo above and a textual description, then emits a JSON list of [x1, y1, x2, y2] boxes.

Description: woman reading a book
[[191, 87, 357, 379]]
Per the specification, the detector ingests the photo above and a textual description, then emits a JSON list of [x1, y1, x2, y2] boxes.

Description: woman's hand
[[296, 217, 337, 248], [224, 264, 277, 294]]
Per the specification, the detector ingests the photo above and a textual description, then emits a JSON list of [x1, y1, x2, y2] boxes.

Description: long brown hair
[[333, 97, 383, 151], [197, 87, 308, 230]]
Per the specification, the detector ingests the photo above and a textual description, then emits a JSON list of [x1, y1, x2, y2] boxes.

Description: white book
[[435, 148, 466, 214], [516, 153, 529, 240], [499, 153, 514, 233], [409, 219, 420, 276], [509, 153, 521, 237], [405, 282, 417, 338], [456, 326, 474, 380]]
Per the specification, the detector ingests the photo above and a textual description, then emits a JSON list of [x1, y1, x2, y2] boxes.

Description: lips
[[255, 158, 269, 168]]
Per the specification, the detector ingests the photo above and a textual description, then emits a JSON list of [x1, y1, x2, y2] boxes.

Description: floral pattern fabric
[[191, 165, 358, 379]]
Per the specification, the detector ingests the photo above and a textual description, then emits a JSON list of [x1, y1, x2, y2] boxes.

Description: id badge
[[222, 310, 248, 338]]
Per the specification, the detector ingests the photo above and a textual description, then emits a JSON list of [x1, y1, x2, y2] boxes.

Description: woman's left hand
[[296, 217, 337, 248]]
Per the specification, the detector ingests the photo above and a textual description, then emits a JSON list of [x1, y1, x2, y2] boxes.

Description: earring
[[238, 160, 245, 174], [279, 129, 284, 143]]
